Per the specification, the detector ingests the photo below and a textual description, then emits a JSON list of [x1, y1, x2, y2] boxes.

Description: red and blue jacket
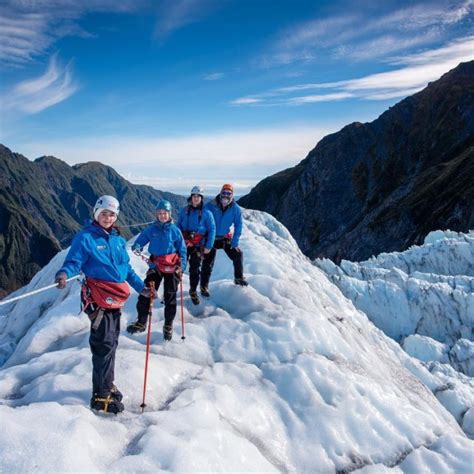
[[177, 202, 216, 250], [133, 220, 187, 270], [59, 222, 144, 293], [204, 196, 243, 248]]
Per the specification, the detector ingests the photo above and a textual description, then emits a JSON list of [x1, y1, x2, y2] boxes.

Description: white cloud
[[12, 123, 344, 194], [0, 1, 142, 66], [204, 72, 224, 80], [334, 30, 441, 61], [287, 92, 354, 104], [0, 12, 52, 65], [230, 97, 262, 105], [153, 0, 218, 39], [236, 36, 474, 105], [2, 53, 78, 113], [261, 1, 474, 66]]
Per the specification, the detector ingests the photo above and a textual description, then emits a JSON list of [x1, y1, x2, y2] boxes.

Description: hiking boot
[[234, 278, 248, 287], [90, 393, 124, 414], [163, 324, 173, 341], [126, 320, 146, 334], [189, 290, 200, 305], [200, 286, 210, 297], [110, 384, 123, 402]]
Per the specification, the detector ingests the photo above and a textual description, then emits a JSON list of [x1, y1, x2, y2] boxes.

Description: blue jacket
[[177, 203, 216, 250], [134, 221, 187, 270], [59, 222, 144, 293], [204, 196, 243, 248]]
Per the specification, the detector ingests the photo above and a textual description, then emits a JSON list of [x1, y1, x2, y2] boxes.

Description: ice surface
[[0, 213, 472, 473]]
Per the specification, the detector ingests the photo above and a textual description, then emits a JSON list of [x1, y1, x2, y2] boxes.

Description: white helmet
[[190, 185, 204, 197], [93, 195, 120, 221]]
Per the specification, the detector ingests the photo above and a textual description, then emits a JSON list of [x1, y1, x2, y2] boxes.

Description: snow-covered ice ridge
[[316, 229, 474, 439], [0, 213, 472, 473], [316, 230, 473, 348]]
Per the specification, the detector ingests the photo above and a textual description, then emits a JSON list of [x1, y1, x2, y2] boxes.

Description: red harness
[[151, 253, 181, 274], [182, 231, 204, 248], [82, 277, 130, 310]]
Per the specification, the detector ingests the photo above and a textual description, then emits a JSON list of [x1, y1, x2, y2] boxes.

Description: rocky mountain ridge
[[239, 61, 474, 262], [0, 145, 186, 296]]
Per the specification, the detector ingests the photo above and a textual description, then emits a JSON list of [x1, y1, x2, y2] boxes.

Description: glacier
[[0, 211, 472, 473], [315, 229, 474, 440]]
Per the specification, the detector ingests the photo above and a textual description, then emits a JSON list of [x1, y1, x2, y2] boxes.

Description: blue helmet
[[156, 199, 172, 212]]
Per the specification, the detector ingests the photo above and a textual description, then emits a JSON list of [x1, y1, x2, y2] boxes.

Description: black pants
[[88, 308, 121, 396], [188, 246, 202, 292], [201, 238, 244, 288], [137, 269, 179, 327]]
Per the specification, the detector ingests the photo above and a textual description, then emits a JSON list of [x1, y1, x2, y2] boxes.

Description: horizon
[[1, 0, 473, 195]]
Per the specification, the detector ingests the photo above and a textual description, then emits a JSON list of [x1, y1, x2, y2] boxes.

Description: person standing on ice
[[54, 195, 144, 414], [127, 199, 186, 341], [177, 185, 216, 305], [200, 183, 248, 297]]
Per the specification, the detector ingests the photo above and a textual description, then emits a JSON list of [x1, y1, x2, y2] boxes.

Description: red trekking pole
[[140, 281, 155, 413], [180, 279, 185, 340]]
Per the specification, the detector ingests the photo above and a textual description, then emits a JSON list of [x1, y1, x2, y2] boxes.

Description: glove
[[140, 287, 151, 298], [203, 247, 211, 255], [232, 246, 241, 253], [175, 267, 183, 281], [132, 244, 142, 256], [55, 272, 67, 289]]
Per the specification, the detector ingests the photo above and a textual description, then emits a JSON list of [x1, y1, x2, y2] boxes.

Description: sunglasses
[[221, 190, 233, 197]]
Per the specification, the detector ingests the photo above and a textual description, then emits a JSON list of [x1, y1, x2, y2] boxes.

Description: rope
[[120, 220, 155, 228], [0, 275, 82, 307]]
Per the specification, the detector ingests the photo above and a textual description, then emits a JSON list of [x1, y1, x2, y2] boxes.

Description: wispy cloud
[[288, 92, 354, 104], [0, 1, 141, 67], [230, 97, 263, 105], [203, 72, 225, 81], [153, 0, 218, 39], [234, 36, 474, 105], [260, 0, 474, 66], [2, 54, 78, 113]]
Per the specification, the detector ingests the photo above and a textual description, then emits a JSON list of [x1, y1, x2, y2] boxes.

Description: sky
[[1, 0, 473, 196]]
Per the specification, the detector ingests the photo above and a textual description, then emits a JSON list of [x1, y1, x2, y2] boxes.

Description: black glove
[[175, 267, 183, 281], [55, 271, 67, 289]]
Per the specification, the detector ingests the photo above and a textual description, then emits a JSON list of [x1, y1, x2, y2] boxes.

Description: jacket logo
[[96, 245, 107, 250]]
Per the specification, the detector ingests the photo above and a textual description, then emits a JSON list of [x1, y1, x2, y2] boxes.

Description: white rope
[[120, 220, 154, 228], [0, 275, 82, 307]]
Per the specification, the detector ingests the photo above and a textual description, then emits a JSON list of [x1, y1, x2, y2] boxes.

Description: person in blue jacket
[[200, 183, 248, 297], [55, 195, 144, 414], [127, 199, 186, 341], [177, 185, 216, 305]]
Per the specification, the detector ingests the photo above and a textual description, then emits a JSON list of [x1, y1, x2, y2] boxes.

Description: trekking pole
[[140, 281, 155, 413], [180, 279, 185, 340], [0, 275, 82, 307]]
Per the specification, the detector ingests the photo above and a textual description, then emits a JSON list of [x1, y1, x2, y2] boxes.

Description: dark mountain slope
[[0, 145, 186, 296], [239, 61, 474, 261]]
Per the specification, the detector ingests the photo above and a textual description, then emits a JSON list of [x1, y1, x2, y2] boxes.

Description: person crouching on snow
[[54, 195, 144, 414], [177, 185, 216, 305], [200, 183, 248, 298], [127, 199, 187, 342]]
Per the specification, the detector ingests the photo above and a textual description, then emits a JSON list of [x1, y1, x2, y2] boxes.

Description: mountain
[[0, 144, 186, 297], [239, 61, 474, 262], [0, 210, 472, 472]]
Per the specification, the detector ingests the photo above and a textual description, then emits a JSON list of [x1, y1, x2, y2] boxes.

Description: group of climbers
[[54, 184, 247, 414]]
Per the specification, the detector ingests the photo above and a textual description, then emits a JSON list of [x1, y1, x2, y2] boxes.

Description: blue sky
[[1, 0, 473, 196]]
